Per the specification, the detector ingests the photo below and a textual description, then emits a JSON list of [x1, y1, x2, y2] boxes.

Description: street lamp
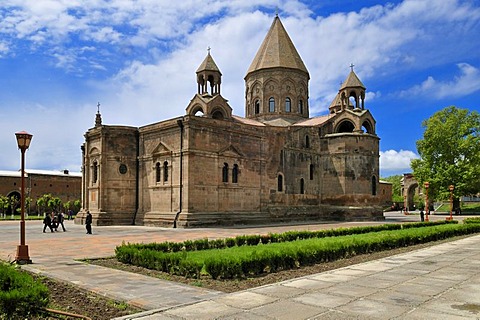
[[15, 131, 33, 264], [424, 182, 430, 222], [447, 185, 454, 221]]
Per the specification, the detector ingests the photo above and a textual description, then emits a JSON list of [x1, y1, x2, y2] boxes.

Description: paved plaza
[[0, 213, 479, 319]]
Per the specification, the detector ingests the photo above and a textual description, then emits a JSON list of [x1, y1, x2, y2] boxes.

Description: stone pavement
[[0, 212, 479, 319]]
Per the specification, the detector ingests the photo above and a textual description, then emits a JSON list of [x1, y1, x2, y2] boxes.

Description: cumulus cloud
[[0, 0, 479, 171], [399, 63, 480, 99], [380, 150, 419, 172]]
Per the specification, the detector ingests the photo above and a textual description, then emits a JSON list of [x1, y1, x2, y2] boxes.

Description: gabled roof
[[232, 116, 266, 127], [246, 16, 308, 76], [196, 52, 222, 75], [340, 70, 366, 89], [293, 114, 335, 126]]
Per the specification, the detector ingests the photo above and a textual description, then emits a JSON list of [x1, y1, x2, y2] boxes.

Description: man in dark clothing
[[58, 211, 66, 232], [85, 211, 93, 234], [43, 213, 54, 233]]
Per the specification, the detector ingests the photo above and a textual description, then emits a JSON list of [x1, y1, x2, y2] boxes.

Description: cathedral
[[76, 16, 387, 227]]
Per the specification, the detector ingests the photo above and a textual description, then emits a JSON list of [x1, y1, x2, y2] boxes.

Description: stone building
[[0, 169, 81, 215], [77, 16, 386, 227]]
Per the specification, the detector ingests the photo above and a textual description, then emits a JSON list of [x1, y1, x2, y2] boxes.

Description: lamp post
[[15, 131, 33, 264], [424, 182, 429, 222], [447, 185, 454, 221]]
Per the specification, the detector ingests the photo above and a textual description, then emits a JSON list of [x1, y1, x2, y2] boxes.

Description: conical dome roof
[[196, 52, 222, 75], [340, 70, 365, 89], [246, 16, 308, 76]]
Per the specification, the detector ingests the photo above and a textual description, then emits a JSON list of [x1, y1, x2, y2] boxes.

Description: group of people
[[42, 211, 66, 233], [42, 210, 93, 234]]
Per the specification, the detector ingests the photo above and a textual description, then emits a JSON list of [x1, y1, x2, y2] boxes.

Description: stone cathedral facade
[[76, 16, 386, 227]]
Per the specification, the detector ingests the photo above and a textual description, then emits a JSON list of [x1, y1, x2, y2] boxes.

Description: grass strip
[[116, 223, 480, 279]]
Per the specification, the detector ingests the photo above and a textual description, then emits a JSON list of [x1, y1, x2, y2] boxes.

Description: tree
[[73, 199, 81, 213], [0, 196, 8, 216], [37, 194, 53, 216], [411, 106, 480, 206]]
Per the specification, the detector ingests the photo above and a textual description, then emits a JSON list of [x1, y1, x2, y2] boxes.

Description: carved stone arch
[[211, 106, 226, 120], [89, 146, 100, 156], [189, 104, 205, 116], [297, 81, 307, 94], [282, 78, 296, 93], [264, 78, 279, 93], [336, 119, 355, 133], [362, 119, 374, 134]]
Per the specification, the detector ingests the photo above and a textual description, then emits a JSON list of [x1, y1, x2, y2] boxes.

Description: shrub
[[0, 263, 49, 318]]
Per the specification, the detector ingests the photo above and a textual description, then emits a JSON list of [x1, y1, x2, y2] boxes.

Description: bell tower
[[330, 64, 366, 114], [196, 48, 222, 97]]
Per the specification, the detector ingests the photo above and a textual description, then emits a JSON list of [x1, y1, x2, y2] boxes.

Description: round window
[[119, 164, 127, 174]]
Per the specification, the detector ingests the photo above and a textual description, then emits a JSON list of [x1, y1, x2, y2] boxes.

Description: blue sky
[[0, 0, 479, 177]]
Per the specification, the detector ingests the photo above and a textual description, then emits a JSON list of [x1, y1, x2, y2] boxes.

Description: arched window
[[362, 120, 373, 134], [222, 163, 229, 183], [92, 161, 98, 184], [300, 178, 305, 194], [305, 135, 310, 148], [163, 161, 168, 182], [372, 176, 377, 195], [254, 100, 260, 114], [232, 164, 239, 183], [269, 97, 275, 112], [285, 97, 291, 112], [298, 100, 303, 114], [277, 174, 283, 192], [337, 120, 355, 133], [155, 162, 161, 183], [212, 110, 224, 120], [309, 164, 314, 180]]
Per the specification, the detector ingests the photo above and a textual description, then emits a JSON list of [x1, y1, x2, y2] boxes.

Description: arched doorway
[[6, 191, 21, 216]]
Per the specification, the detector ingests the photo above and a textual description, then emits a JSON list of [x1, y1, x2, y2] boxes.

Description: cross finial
[[207, 46, 211, 54], [275, 7, 279, 17], [350, 63, 355, 72], [97, 102, 100, 113]]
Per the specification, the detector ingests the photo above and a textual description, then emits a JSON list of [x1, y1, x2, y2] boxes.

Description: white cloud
[[399, 63, 480, 99], [0, 0, 479, 171], [380, 150, 419, 172]]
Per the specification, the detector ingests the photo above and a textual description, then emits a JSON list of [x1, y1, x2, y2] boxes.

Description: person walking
[[58, 211, 66, 232], [85, 211, 92, 234], [43, 212, 54, 233]]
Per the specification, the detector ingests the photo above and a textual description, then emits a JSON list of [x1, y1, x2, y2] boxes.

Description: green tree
[[37, 194, 53, 215], [0, 195, 8, 216], [73, 199, 81, 213], [411, 106, 480, 205], [9, 195, 19, 215], [48, 197, 62, 213]]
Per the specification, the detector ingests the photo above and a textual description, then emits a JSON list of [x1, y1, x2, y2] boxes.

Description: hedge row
[[115, 223, 479, 280], [122, 220, 457, 253], [0, 263, 49, 319], [464, 217, 480, 224]]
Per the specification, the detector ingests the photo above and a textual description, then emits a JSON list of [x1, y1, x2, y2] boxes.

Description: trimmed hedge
[[0, 263, 49, 319], [123, 220, 457, 253], [115, 222, 479, 280], [463, 217, 480, 224]]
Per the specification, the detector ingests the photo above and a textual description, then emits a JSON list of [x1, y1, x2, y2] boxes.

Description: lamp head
[[15, 131, 33, 150]]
